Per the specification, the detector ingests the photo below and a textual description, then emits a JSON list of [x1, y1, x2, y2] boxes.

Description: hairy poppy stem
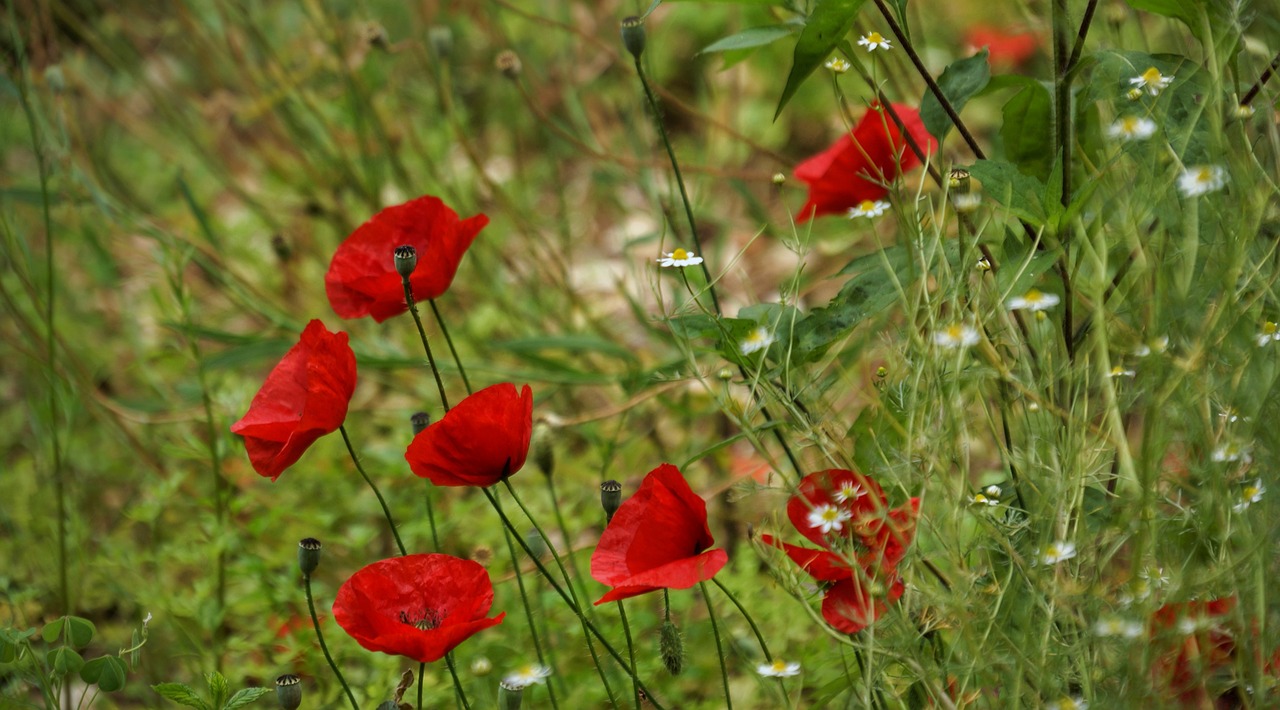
[[303, 573, 361, 710], [444, 652, 471, 710], [1241, 50, 1280, 106], [699, 581, 734, 710], [339, 425, 408, 556], [710, 577, 771, 661], [616, 600, 641, 710], [428, 298, 473, 395], [498, 520, 563, 710], [401, 276, 452, 412]]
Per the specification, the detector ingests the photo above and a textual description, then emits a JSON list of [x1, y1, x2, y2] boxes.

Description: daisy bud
[[495, 50, 522, 80], [275, 674, 302, 710], [531, 422, 555, 478], [717, 368, 733, 381], [948, 168, 971, 193], [1104, 4, 1128, 26], [428, 26, 453, 60], [393, 245, 418, 279], [297, 538, 322, 577], [1126, 87, 1144, 101], [410, 411, 431, 435], [876, 366, 888, 378], [620, 16, 646, 60], [659, 620, 684, 675], [601, 480, 623, 524], [498, 680, 524, 710], [771, 172, 786, 185], [471, 656, 493, 676]]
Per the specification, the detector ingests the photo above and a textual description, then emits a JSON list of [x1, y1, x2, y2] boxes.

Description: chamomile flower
[[984, 484, 1002, 498], [658, 248, 703, 268], [757, 659, 801, 678], [1039, 541, 1077, 565], [952, 192, 982, 213], [858, 32, 892, 51], [1108, 365, 1136, 378], [971, 492, 999, 507], [1211, 442, 1251, 464], [1047, 696, 1088, 710], [825, 57, 851, 73], [1094, 617, 1144, 639], [807, 503, 853, 535], [976, 256, 992, 271], [1233, 479, 1265, 512], [1008, 289, 1060, 312], [502, 664, 552, 690], [1234, 104, 1256, 119], [1178, 165, 1227, 197], [1256, 321, 1279, 346], [740, 326, 775, 355], [1107, 115, 1157, 141], [834, 481, 866, 503], [933, 323, 980, 349], [1129, 66, 1173, 95], [848, 199, 890, 219]]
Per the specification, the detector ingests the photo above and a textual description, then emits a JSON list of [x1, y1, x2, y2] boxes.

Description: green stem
[[402, 276, 451, 411], [1240, 50, 1280, 106], [445, 651, 471, 710], [499, 519, 562, 710], [424, 483, 441, 551], [429, 299, 472, 395], [418, 662, 425, 710], [304, 574, 360, 710], [339, 426, 407, 556], [616, 600, 641, 710], [711, 578, 771, 661], [700, 581, 734, 710], [1067, 0, 1100, 71]]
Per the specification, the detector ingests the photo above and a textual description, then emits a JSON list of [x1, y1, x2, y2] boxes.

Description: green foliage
[[775, 0, 868, 119], [921, 49, 992, 141], [153, 672, 270, 710], [1000, 82, 1054, 181]]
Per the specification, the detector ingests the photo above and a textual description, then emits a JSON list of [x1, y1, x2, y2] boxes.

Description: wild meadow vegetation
[[4, 0, 1280, 707]]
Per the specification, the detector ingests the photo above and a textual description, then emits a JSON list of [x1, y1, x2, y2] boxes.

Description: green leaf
[[1000, 83, 1053, 181], [775, 0, 869, 120], [41, 618, 64, 644], [701, 25, 797, 54], [65, 616, 96, 649], [920, 49, 990, 141], [997, 247, 1062, 300], [0, 637, 16, 663], [207, 671, 230, 708], [495, 335, 637, 362], [967, 159, 1048, 226], [223, 687, 271, 710], [46, 646, 85, 675], [1124, 0, 1231, 45], [81, 656, 129, 692], [153, 682, 212, 710]]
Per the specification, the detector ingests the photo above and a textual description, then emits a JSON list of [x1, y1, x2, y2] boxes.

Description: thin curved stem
[[304, 574, 360, 710], [418, 662, 425, 710], [1240, 50, 1280, 106], [711, 577, 771, 661], [401, 276, 451, 411], [444, 652, 471, 710], [499, 521, 562, 710], [339, 425, 407, 556], [700, 581, 734, 710], [429, 299, 472, 395], [616, 600, 641, 710]]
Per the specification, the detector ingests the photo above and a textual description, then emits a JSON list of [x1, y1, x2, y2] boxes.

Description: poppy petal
[[405, 383, 533, 487]]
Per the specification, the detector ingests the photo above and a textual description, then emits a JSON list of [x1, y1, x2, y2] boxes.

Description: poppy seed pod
[[620, 16, 645, 60], [298, 538, 322, 577], [531, 423, 554, 478], [275, 674, 301, 710], [495, 50, 522, 80], [498, 681, 524, 710], [410, 411, 431, 435], [393, 245, 418, 279], [948, 168, 971, 194], [659, 620, 684, 675], [600, 480, 623, 524]]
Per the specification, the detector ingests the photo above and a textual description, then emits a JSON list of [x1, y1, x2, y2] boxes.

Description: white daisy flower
[[1178, 165, 1226, 197], [740, 326, 775, 355], [848, 199, 890, 219], [1129, 66, 1173, 96], [1234, 104, 1256, 119], [1047, 696, 1088, 710], [757, 659, 801, 677], [971, 493, 999, 507], [657, 247, 703, 268], [1039, 541, 1077, 565], [1256, 321, 1279, 347], [1094, 617, 1144, 638], [833, 481, 865, 503], [857, 31, 892, 52], [976, 256, 992, 271], [1107, 116, 1157, 141], [952, 192, 982, 213], [1233, 479, 1265, 512], [824, 57, 851, 74], [1008, 289, 1060, 312], [807, 503, 852, 535], [933, 323, 980, 349], [1211, 442, 1251, 464], [502, 664, 552, 690], [1108, 365, 1136, 378], [984, 484, 1002, 498]]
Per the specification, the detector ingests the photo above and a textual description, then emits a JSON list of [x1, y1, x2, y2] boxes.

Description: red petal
[[820, 571, 904, 634], [405, 383, 533, 487], [964, 26, 1040, 68], [759, 534, 852, 582], [786, 469, 886, 548]]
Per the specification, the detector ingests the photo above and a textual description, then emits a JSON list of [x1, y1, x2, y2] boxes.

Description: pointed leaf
[[224, 687, 271, 710], [920, 50, 990, 140], [1000, 83, 1053, 181], [701, 25, 797, 54], [966, 159, 1048, 226], [206, 671, 230, 708], [65, 617, 96, 649], [775, 0, 869, 120], [153, 683, 212, 710], [81, 656, 129, 692]]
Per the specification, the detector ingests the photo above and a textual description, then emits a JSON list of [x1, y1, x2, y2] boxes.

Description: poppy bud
[[394, 245, 418, 279], [428, 26, 453, 60], [531, 423, 554, 478], [411, 411, 431, 435], [659, 620, 684, 675], [948, 168, 971, 194], [498, 681, 524, 710], [495, 50, 522, 80], [363, 22, 389, 50], [298, 538, 322, 577], [275, 674, 301, 710], [600, 480, 623, 524], [620, 16, 645, 60]]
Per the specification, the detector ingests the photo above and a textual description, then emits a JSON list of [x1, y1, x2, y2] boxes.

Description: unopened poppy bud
[[498, 681, 524, 710], [948, 168, 971, 193], [531, 423, 554, 477], [495, 50, 522, 79], [410, 411, 431, 435], [601, 480, 623, 524], [394, 245, 418, 278], [620, 16, 645, 60], [275, 674, 301, 710], [363, 22, 389, 50], [976, 257, 992, 272], [298, 538, 322, 576], [428, 26, 453, 59], [659, 620, 684, 675]]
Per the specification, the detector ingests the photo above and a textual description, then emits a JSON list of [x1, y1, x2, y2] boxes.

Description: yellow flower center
[[866, 32, 885, 44], [859, 199, 876, 211], [1265, 321, 1278, 335], [1244, 486, 1260, 499], [973, 494, 988, 504], [1196, 167, 1213, 183], [672, 248, 688, 260], [771, 660, 788, 672], [1141, 67, 1163, 85], [1110, 366, 1126, 376], [1121, 117, 1139, 133], [820, 508, 841, 523], [1024, 289, 1044, 303]]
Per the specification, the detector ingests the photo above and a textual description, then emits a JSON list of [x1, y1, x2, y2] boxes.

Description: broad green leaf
[[207, 671, 230, 709], [65, 617, 96, 649], [224, 687, 271, 710], [81, 656, 129, 692], [775, 0, 869, 120], [1124, 0, 1232, 45], [41, 618, 65, 644], [700, 25, 797, 54], [1000, 83, 1053, 181], [967, 159, 1048, 226], [921, 49, 990, 141], [47, 646, 85, 675], [667, 314, 727, 340], [153, 683, 212, 710]]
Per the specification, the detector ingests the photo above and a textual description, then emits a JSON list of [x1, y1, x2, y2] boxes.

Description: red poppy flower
[[794, 104, 936, 221], [1149, 596, 1238, 705], [229, 319, 357, 481], [325, 195, 489, 322], [590, 463, 729, 604], [405, 383, 533, 487], [332, 554, 505, 664], [964, 26, 1039, 69]]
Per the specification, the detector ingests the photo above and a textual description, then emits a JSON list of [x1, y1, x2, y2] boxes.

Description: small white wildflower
[[933, 323, 980, 349], [1008, 289, 1061, 312], [740, 326, 775, 355], [857, 31, 892, 52], [1107, 116, 1157, 141], [1211, 442, 1251, 464], [825, 57, 851, 74], [971, 493, 999, 507], [847, 199, 890, 219], [143, 613, 153, 629], [1219, 407, 1244, 423], [1256, 321, 1279, 347], [1233, 479, 1265, 512], [1176, 616, 1202, 635], [1047, 696, 1088, 710], [1108, 365, 1136, 378], [1132, 343, 1152, 357], [1094, 617, 1144, 638], [657, 248, 704, 268], [952, 192, 982, 213], [1178, 165, 1227, 197], [807, 504, 853, 535], [757, 659, 801, 677], [1129, 66, 1173, 95], [833, 481, 865, 503], [976, 256, 992, 271], [502, 664, 552, 690], [1234, 104, 1256, 119], [1139, 566, 1170, 588], [984, 484, 1002, 498], [471, 656, 493, 675], [1039, 541, 1077, 565]]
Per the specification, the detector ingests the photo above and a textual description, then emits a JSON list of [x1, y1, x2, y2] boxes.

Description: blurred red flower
[[325, 195, 489, 322], [793, 104, 935, 221], [332, 554, 505, 664], [229, 319, 357, 481], [405, 383, 533, 487], [1149, 596, 1238, 706], [964, 26, 1039, 69], [590, 463, 729, 604], [762, 468, 918, 633]]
